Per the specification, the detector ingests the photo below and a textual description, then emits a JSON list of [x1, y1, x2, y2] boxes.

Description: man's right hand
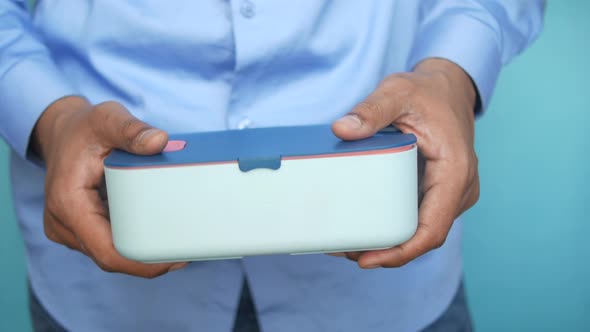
[[32, 96, 187, 278]]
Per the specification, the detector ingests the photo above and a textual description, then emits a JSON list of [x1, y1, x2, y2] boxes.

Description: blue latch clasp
[[237, 156, 282, 172]]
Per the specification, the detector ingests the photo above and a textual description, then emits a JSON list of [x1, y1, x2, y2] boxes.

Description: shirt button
[[240, 0, 255, 18], [237, 118, 252, 130]]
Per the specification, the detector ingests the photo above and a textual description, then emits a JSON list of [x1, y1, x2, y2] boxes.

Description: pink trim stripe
[[282, 145, 414, 161], [105, 144, 415, 170]]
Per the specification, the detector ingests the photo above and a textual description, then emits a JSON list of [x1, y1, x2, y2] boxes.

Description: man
[[0, 1, 544, 331]]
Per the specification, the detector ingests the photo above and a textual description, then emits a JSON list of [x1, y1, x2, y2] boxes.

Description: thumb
[[93, 101, 168, 155], [332, 88, 405, 141]]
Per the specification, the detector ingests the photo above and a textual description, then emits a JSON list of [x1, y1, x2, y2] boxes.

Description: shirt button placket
[[236, 118, 252, 130], [240, 0, 256, 18], [230, 0, 256, 130]]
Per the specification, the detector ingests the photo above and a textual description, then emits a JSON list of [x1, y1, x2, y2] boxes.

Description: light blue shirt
[[0, 1, 544, 331]]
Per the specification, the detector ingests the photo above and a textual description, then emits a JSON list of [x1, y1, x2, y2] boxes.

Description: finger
[[325, 252, 363, 263], [98, 175, 108, 201], [44, 208, 85, 253], [92, 101, 168, 155], [64, 188, 183, 278], [345, 251, 362, 262], [332, 77, 412, 141], [356, 160, 463, 268], [168, 262, 189, 272], [98, 175, 110, 218], [47, 136, 181, 278], [459, 164, 480, 213]]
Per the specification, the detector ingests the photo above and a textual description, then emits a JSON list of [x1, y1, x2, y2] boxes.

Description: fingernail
[[137, 128, 159, 143], [336, 114, 363, 130], [168, 262, 187, 272]]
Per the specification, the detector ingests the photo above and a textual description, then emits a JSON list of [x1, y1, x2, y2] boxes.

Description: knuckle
[[120, 118, 138, 146], [357, 101, 383, 117], [355, 101, 385, 128], [381, 75, 415, 94], [96, 101, 124, 112], [431, 233, 447, 249], [97, 262, 116, 273], [63, 242, 79, 251], [43, 224, 60, 243], [420, 224, 448, 251], [383, 247, 412, 268], [45, 190, 60, 211], [90, 105, 115, 137], [98, 264, 115, 273], [45, 194, 69, 221], [45, 199, 58, 216], [345, 252, 361, 262], [47, 191, 76, 217], [462, 153, 480, 192], [453, 153, 473, 188], [468, 180, 481, 208], [92, 102, 113, 120], [95, 252, 117, 273], [472, 187, 481, 206], [121, 119, 151, 149]]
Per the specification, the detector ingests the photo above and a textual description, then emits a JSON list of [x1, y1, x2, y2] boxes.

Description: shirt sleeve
[[407, 0, 546, 112], [0, 0, 78, 161]]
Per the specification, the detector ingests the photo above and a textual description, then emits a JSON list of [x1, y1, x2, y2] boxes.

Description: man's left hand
[[331, 58, 480, 268]]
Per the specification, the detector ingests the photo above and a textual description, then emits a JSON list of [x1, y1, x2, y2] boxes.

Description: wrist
[[414, 58, 477, 109], [31, 95, 92, 161]]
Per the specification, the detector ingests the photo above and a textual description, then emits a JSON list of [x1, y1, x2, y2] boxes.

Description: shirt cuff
[[0, 55, 77, 162], [407, 13, 502, 113]]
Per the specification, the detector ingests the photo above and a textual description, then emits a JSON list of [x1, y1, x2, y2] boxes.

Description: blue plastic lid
[[104, 124, 416, 171]]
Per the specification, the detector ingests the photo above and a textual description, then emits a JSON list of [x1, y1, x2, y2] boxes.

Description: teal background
[[1, 3, 588, 331]]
